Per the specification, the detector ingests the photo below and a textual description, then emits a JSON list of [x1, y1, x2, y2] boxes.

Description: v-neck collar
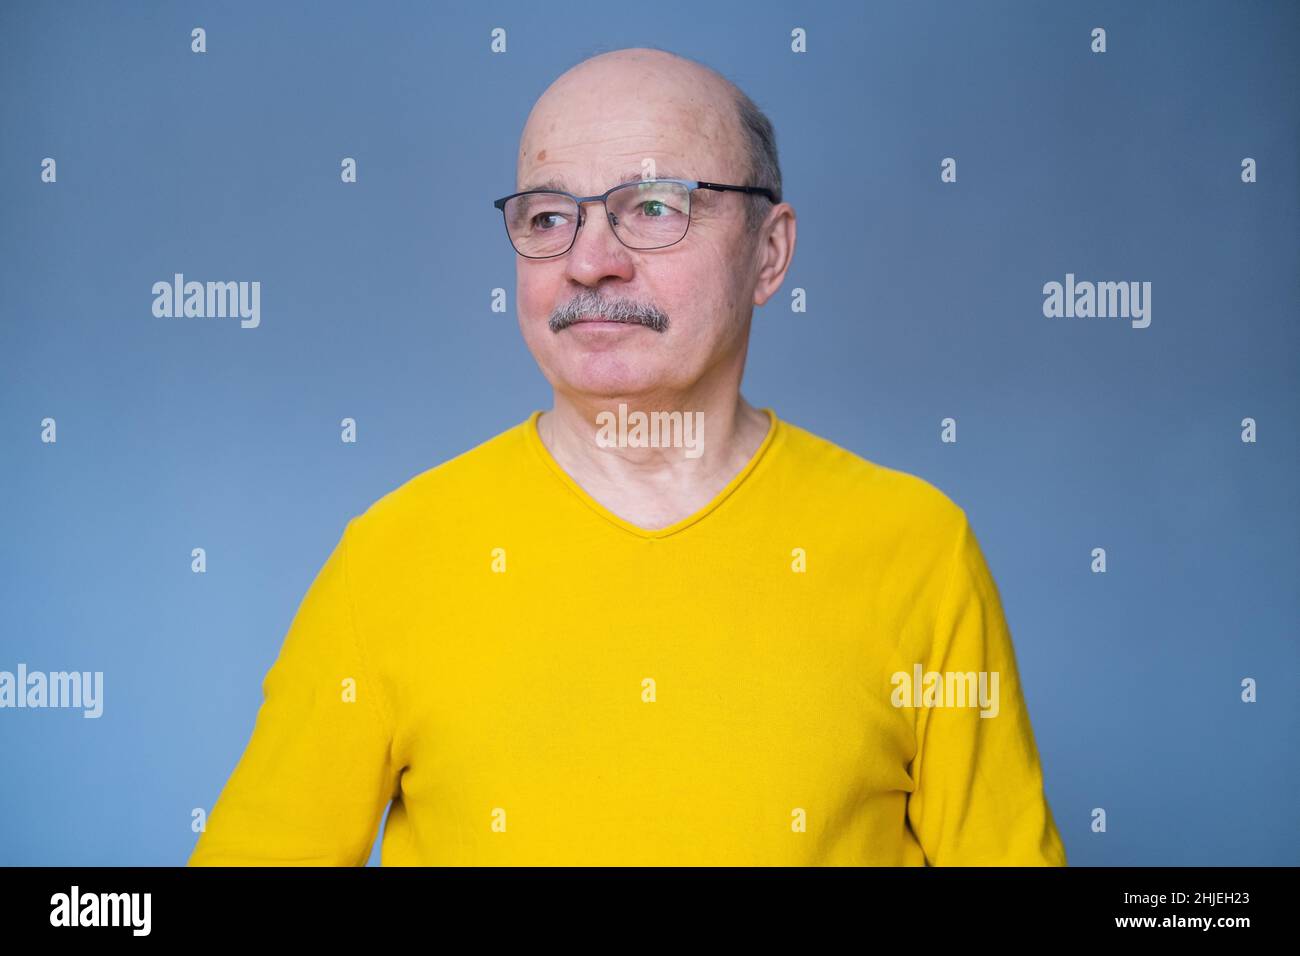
[[523, 407, 782, 540]]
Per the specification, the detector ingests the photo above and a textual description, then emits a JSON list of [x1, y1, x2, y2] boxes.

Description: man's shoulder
[[774, 414, 967, 538], [348, 414, 537, 541]]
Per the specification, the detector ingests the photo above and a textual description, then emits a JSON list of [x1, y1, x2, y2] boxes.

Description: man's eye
[[532, 213, 567, 230], [639, 200, 676, 217]]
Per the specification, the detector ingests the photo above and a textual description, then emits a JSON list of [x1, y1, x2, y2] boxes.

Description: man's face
[[510, 64, 761, 402]]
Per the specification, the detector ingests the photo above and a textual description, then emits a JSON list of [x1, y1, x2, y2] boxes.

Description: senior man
[[189, 47, 1067, 866]]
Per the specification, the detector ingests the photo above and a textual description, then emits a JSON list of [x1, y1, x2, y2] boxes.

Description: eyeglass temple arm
[[695, 181, 781, 203]]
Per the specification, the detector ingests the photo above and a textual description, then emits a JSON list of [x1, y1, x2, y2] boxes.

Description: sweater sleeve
[[188, 518, 398, 866], [904, 511, 1067, 866]]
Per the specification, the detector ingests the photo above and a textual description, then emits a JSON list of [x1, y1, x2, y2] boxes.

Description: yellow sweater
[[188, 409, 1067, 866]]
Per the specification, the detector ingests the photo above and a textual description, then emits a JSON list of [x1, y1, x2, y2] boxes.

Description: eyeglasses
[[492, 178, 780, 259]]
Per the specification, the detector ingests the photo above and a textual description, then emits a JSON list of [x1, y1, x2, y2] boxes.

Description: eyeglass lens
[[502, 180, 690, 257]]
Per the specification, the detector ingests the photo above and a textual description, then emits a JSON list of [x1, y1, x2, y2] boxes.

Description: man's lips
[[570, 315, 641, 327]]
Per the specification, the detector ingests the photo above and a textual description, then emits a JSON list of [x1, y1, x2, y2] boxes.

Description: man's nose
[[565, 201, 633, 277]]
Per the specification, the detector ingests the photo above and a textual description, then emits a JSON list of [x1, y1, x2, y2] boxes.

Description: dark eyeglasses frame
[[492, 177, 781, 259]]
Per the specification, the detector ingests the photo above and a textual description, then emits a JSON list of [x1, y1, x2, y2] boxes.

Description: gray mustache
[[549, 298, 670, 333]]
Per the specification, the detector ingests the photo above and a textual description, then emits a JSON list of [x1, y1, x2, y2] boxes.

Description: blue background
[[1, 0, 1296, 866]]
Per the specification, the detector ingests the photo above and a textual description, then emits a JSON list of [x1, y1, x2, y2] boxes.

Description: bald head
[[517, 48, 780, 232]]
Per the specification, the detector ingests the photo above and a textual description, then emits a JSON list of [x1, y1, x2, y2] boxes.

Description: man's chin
[[552, 360, 674, 400]]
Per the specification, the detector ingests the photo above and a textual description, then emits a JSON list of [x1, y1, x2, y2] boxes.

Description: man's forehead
[[517, 85, 739, 194]]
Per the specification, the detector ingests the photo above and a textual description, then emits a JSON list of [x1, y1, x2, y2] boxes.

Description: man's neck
[[536, 388, 772, 531]]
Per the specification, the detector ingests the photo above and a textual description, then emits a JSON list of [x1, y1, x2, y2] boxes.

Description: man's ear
[[752, 205, 796, 308]]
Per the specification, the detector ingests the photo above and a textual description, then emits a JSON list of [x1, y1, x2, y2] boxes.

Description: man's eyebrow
[[518, 169, 695, 194]]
